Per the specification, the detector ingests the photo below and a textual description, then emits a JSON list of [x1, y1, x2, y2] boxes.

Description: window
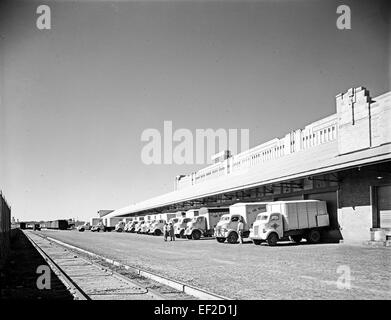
[[270, 214, 279, 221], [231, 216, 239, 222]]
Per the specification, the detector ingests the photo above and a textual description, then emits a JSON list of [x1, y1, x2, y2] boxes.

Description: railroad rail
[[25, 230, 230, 300], [25, 231, 175, 300]]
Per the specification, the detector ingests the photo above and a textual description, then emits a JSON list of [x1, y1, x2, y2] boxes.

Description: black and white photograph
[[0, 0, 390, 309]]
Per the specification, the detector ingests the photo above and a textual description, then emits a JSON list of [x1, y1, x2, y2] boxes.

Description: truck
[[115, 218, 133, 232], [135, 220, 146, 233], [174, 209, 199, 238], [249, 200, 330, 246], [214, 202, 269, 244], [91, 221, 106, 232], [90, 218, 102, 227], [125, 219, 138, 232], [140, 219, 154, 234], [104, 217, 124, 232], [128, 217, 144, 232], [77, 222, 91, 232], [148, 213, 177, 236], [184, 207, 229, 240]]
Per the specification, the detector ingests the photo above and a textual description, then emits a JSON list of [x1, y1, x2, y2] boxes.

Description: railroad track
[[25, 231, 184, 300], [24, 231, 229, 300]]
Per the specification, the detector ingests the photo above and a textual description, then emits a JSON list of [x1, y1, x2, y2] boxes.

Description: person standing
[[163, 222, 169, 241], [169, 222, 175, 241], [237, 217, 244, 244]]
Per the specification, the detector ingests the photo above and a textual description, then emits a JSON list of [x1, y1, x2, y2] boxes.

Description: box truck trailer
[[184, 207, 229, 240], [249, 200, 330, 246], [174, 209, 199, 238], [214, 202, 269, 244]]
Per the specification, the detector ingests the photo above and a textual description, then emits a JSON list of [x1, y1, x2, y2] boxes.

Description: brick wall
[[338, 165, 391, 243]]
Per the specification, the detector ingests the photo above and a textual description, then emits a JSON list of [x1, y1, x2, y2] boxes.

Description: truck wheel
[[307, 230, 321, 244], [216, 237, 225, 243], [154, 229, 161, 236], [186, 235, 192, 240], [253, 239, 262, 245], [227, 232, 238, 244], [117, 228, 123, 233], [290, 235, 302, 243], [266, 233, 278, 246], [192, 230, 201, 240], [175, 234, 180, 238]]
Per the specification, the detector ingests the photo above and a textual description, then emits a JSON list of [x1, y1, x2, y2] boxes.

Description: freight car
[[45, 220, 69, 230]]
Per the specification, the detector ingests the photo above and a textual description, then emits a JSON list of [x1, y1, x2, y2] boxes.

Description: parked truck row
[[81, 200, 330, 246]]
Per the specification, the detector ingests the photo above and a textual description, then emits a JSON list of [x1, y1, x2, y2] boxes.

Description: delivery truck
[[149, 213, 177, 235], [77, 222, 91, 232], [214, 202, 269, 244], [184, 207, 229, 240], [140, 220, 154, 234], [249, 200, 330, 246], [125, 220, 138, 232], [115, 218, 134, 232], [174, 209, 199, 238], [135, 220, 146, 233], [128, 217, 144, 232], [104, 217, 123, 232], [91, 221, 106, 232], [90, 218, 102, 227]]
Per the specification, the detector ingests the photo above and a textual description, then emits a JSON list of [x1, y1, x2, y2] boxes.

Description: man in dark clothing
[[163, 222, 169, 241], [169, 222, 175, 241]]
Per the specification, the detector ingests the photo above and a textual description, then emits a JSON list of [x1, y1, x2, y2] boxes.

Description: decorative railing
[[175, 113, 339, 190]]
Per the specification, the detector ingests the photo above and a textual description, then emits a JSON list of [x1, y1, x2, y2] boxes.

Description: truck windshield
[[220, 216, 230, 221], [257, 215, 268, 221]]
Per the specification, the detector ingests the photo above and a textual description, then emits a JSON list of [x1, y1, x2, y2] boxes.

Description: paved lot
[[38, 230, 391, 300]]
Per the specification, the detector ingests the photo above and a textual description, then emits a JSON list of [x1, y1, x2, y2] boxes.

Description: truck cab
[[115, 221, 126, 232], [135, 220, 145, 233], [214, 214, 244, 243], [140, 220, 153, 234], [149, 219, 165, 236], [250, 212, 283, 245], [184, 216, 205, 240], [77, 222, 91, 232], [91, 222, 106, 232], [126, 220, 138, 232], [174, 217, 192, 238]]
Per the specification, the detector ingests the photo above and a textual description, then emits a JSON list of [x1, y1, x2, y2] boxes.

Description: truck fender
[[191, 228, 202, 238], [263, 230, 276, 240], [227, 230, 238, 238]]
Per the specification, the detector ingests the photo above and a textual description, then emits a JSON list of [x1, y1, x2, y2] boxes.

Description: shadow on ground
[[0, 229, 73, 299]]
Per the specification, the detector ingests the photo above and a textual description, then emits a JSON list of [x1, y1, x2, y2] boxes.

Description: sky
[[0, 0, 390, 221]]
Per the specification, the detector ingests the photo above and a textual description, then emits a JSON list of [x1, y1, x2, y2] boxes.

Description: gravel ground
[[38, 230, 391, 300]]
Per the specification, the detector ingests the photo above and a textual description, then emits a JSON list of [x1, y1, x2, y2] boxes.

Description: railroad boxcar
[[45, 220, 69, 230]]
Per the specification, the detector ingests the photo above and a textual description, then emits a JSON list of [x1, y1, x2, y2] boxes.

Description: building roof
[[106, 141, 391, 218]]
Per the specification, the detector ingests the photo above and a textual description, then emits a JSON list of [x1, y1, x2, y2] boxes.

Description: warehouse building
[[106, 86, 391, 244]]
